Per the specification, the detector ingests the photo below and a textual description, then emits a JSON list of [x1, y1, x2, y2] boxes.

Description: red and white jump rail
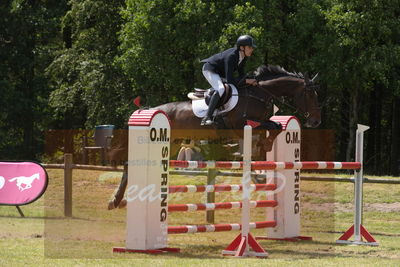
[[168, 200, 277, 212], [170, 160, 361, 170], [168, 220, 277, 234], [168, 183, 277, 193]]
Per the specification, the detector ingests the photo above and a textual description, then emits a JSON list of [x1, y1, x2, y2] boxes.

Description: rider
[[200, 35, 258, 126]]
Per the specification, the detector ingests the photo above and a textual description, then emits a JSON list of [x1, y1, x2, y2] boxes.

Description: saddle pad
[[0, 161, 48, 205], [192, 84, 239, 118]]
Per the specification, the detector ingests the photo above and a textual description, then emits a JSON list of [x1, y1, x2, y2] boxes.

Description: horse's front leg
[[265, 129, 282, 152], [254, 129, 282, 157]]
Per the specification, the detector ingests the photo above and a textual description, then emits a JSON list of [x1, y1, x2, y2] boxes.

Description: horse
[[154, 64, 321, 158], [8, 173, 40, 192], [108, 65, 321, 209]]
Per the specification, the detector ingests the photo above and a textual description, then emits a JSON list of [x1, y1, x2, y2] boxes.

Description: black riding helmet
[[236, 35, 257, 48]]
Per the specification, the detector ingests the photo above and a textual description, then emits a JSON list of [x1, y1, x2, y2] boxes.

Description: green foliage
[[47, 0, 131, 128], [220, 2, 265, 71], [322, 0, 397, 90], [0, 0, 68, 159], [117, 0, 266, 105]]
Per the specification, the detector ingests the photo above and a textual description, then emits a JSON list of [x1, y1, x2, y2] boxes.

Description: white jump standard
[[336, 124, 378, 246], [113, 110, 378, 257], [113, 110, 179, 254]]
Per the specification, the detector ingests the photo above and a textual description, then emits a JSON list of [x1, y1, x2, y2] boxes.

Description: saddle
[[189, 83, 232, 108], [190, 84, 239, 120]]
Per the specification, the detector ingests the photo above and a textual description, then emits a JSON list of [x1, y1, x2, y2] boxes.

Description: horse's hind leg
[[108, 163, 128, 210]]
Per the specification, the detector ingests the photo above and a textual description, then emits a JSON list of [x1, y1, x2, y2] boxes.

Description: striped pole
[[168, 200, 277, 212], [170, 160, 361, 170], [168, 220, 277, 234], [168, 184, 276, 193], [251, 161, 361, 170], [170, 160, 242, 169]]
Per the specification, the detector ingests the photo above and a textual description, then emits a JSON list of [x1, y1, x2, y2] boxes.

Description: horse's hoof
[[265, 145, 273, 152], [118, 199, 127, 209], [107, 200, 116, 210]]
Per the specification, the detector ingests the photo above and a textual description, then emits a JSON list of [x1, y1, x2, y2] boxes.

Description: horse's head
[[294, 73, 321, 128], [253, 65, 321, 128]]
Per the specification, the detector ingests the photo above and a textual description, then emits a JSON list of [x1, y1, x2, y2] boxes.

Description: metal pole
[[354, 124, 369, 242], [64, 153, 73, 217]]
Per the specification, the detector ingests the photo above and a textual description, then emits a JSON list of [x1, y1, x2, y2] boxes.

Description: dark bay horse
[[108, 65, 321, 209], [154, 65, 321, 156]]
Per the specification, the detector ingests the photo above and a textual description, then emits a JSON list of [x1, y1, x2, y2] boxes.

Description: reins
[[238, 80, 320, 119]]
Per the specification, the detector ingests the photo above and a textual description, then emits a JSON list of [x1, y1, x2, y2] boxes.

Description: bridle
[[301, 82, 321, 118], [238, 84, 272, 119], [239, 79, 321, 119]]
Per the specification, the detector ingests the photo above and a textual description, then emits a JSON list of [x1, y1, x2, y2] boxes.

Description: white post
[[261, 116, 302, 240], [336, 124, 378, 246], [241, 125, 252, 253], [222, 125, 268, 257], [354, 124, 369, 242], [114, 110, 173, 253]]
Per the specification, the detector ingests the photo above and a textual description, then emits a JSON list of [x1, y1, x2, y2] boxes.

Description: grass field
[[1, 168, 399, 266]]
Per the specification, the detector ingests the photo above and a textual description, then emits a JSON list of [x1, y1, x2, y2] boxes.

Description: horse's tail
[[8, 177, 17, 182]]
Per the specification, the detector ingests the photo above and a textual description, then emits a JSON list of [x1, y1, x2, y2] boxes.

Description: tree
[[118, 0, 266, 106], [0, 0, 68, 159], [47, 0, 131, 129], [319, 0, 399, 165]]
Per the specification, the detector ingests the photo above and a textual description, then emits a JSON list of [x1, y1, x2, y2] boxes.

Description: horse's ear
[[311, 73, 319, 82]]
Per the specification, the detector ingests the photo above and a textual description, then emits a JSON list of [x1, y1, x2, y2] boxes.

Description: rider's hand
[[246, 79, 258, 86]]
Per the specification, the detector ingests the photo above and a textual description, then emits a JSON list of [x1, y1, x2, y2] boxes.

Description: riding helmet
[[236, 35, 257, 48]]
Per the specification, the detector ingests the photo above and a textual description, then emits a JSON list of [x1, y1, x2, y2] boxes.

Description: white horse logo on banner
[[8, 173, 40, 192]]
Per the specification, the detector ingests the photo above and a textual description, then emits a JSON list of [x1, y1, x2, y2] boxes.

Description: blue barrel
[[94, 125, 115, 147], [95, 125, 115, 131]]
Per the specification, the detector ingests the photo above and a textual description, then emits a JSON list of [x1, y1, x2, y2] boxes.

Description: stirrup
[[201, 117, 213, 126]]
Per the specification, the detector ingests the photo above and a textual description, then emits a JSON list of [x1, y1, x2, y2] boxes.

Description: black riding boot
[[201, 93, 221, 126]]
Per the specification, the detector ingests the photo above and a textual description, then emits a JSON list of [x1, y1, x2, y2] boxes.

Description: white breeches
[[202, 66, 225, 97]]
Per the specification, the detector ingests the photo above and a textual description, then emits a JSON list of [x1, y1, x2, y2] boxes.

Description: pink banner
[[0, 162, 48, 205]]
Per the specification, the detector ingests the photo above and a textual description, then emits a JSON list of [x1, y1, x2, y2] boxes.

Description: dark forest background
[[1, 0, 399, 175]]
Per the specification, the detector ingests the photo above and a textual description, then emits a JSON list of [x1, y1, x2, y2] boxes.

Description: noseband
[[302, 82, 321, 118]]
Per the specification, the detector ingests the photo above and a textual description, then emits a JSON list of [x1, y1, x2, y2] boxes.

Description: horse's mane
[[254, 64, 304, 80]]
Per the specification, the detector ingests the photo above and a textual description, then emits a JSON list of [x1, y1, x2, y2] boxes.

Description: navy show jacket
[[201, 47, 247, 86]]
